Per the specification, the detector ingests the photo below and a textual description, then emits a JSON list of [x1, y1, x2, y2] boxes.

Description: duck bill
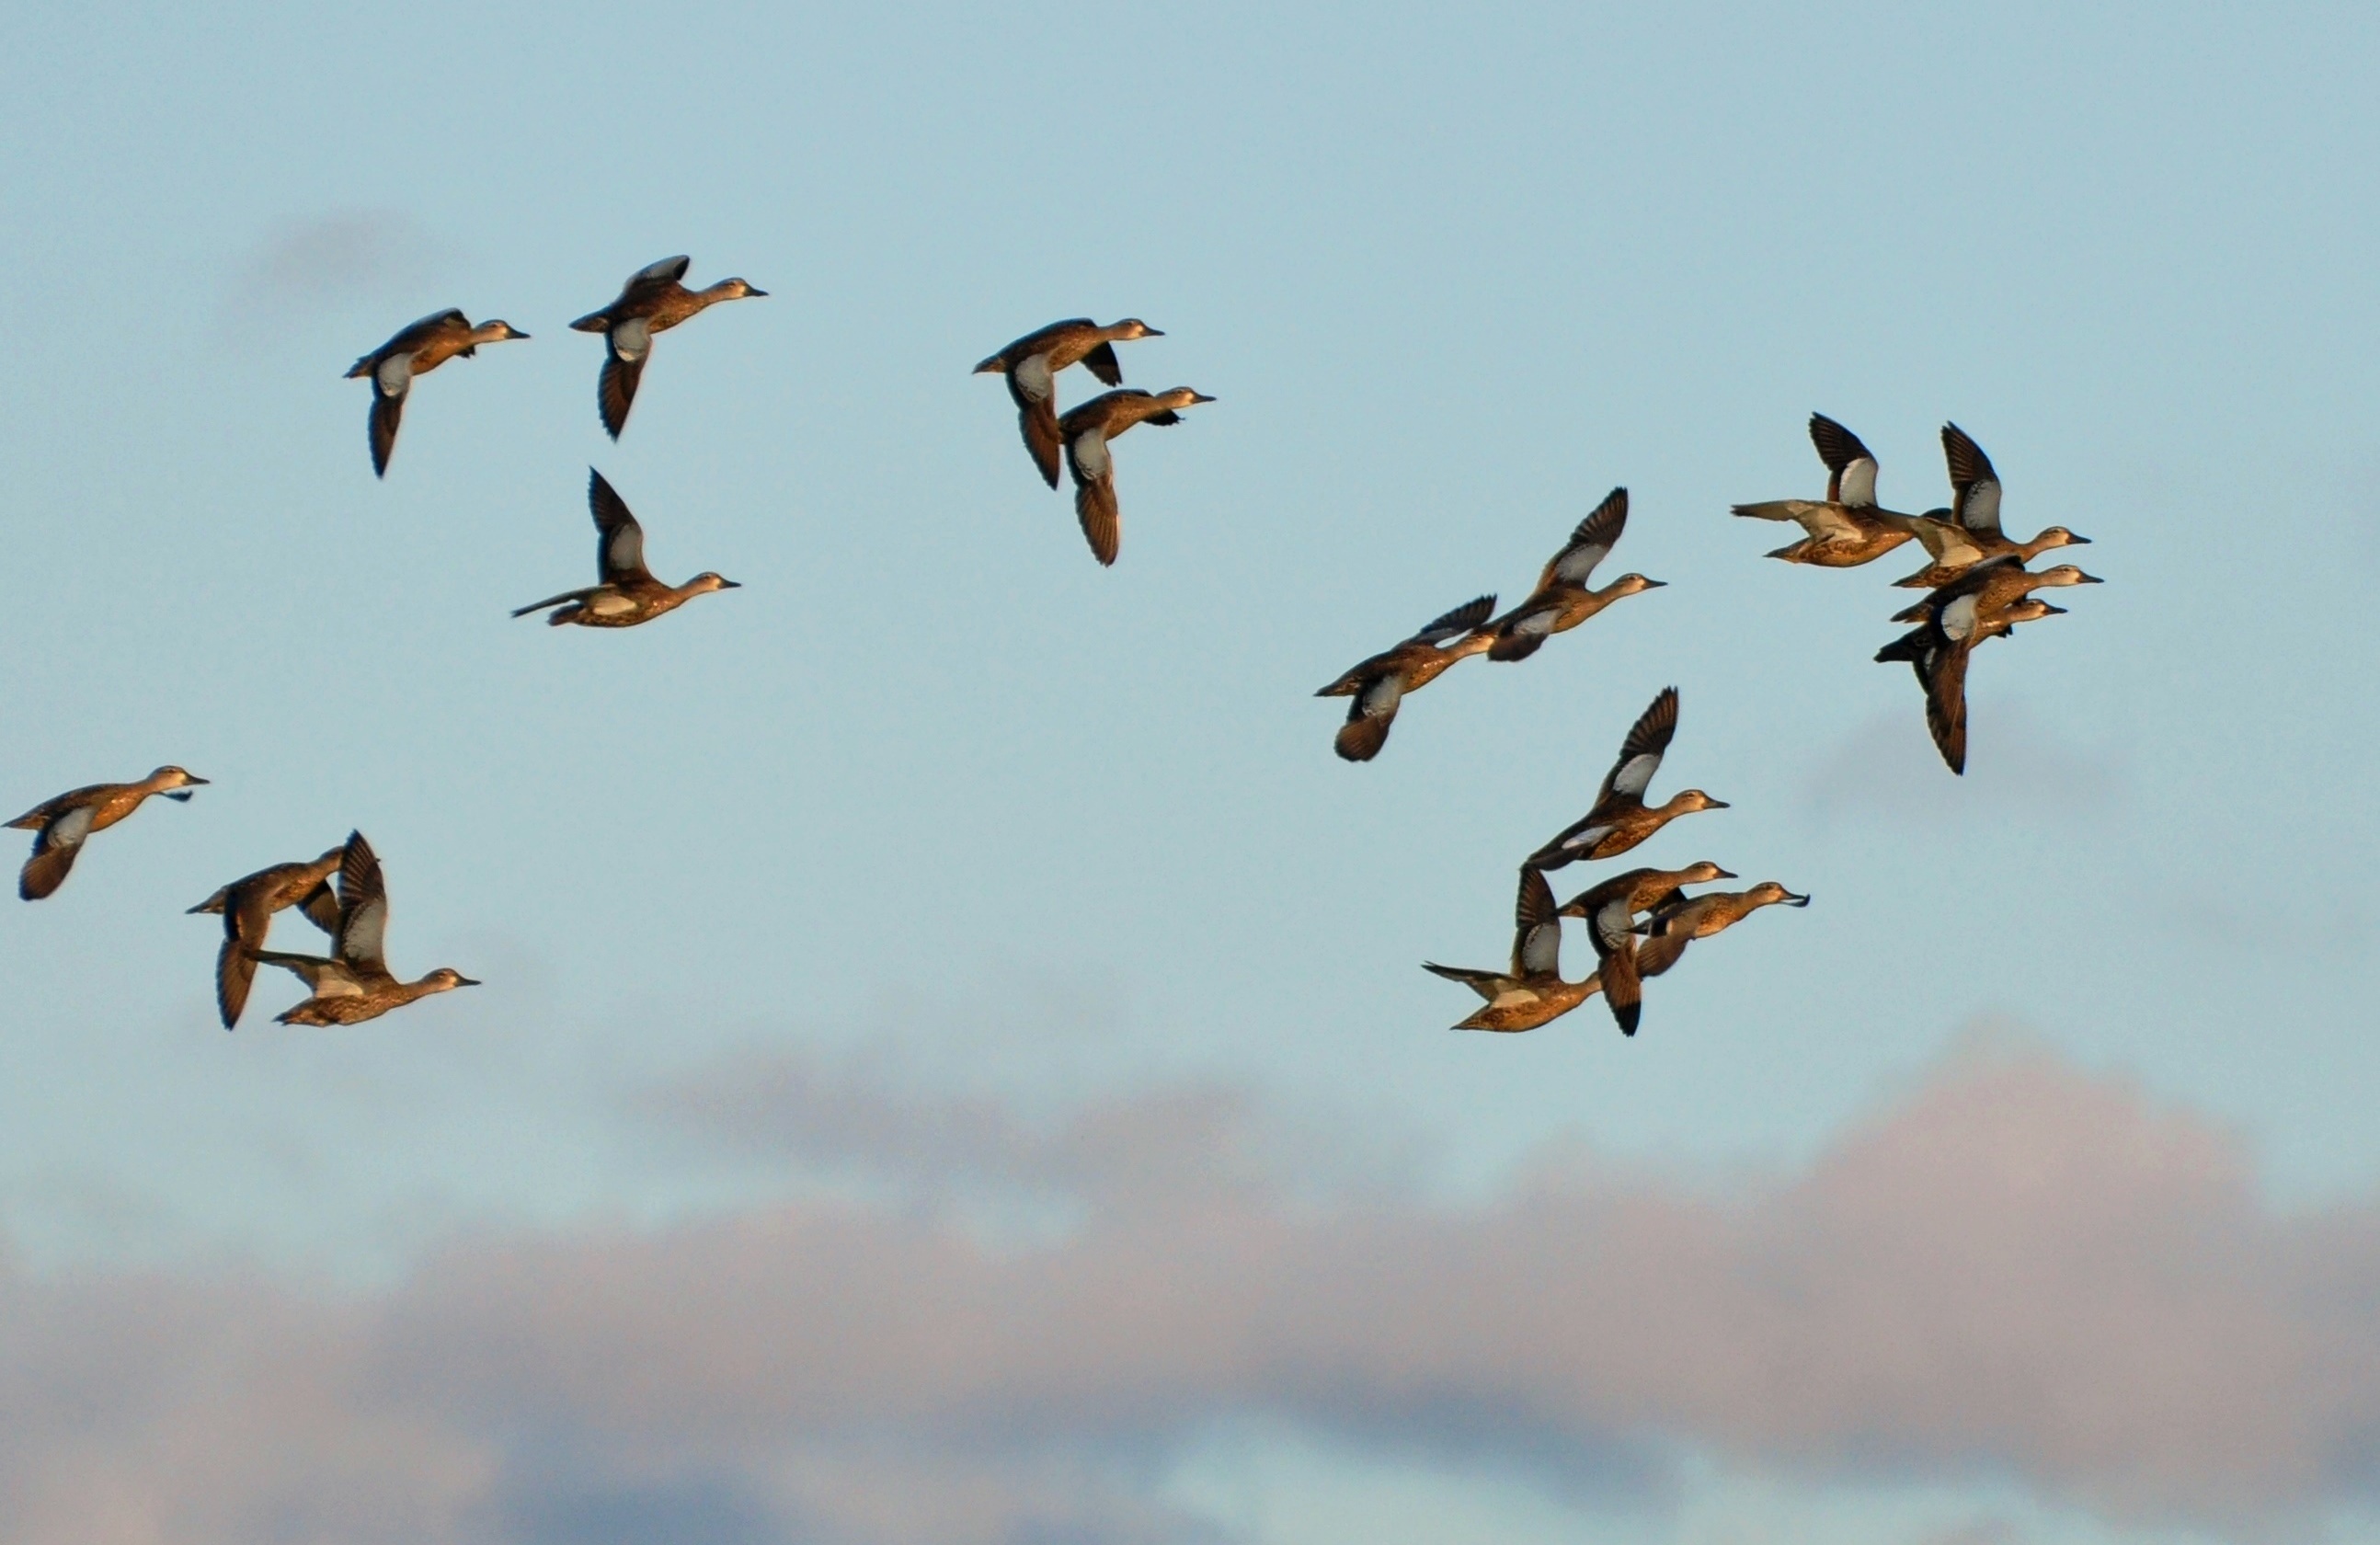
[[744, 287, 771, 299], [182, 775, 212, 785], [1190, 392, 1218, 403], [454, 977, 483, 988], [1713, 869, 1738, 880], [1782, 892, 1811, 907]]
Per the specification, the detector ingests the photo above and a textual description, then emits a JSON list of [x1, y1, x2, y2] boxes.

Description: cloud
[[218, 212, 447, 329], [2, 1042, 2377, 1543]]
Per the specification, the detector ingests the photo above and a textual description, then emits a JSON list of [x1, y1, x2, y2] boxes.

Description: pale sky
[[3, 4, 2377, 1542]]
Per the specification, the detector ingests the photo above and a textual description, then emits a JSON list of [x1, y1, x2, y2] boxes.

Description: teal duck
[[513, 470, 741, 627], [345, 310, 528, 477], [1056, 387, 1215, 565], [1528, 688, 1727, 870], [1730, 414, 1919, 566], [1556, 862, 1737, 1036], [569, 257, 767, 439], [254, 832, 478, 1025], [189, 846, 346, 1029], [1876, 588, 2067, 773], [8, 767, 207, 901], [1487, 487, 1666, 661], [1633, 881, 1810, 978], [1883, 424, 2091, 588], [974, 319, 1162, 486], [1888, 555, 2102, 626], [1316, 594, 1496, 761], [1424, 866, 1603, 1033]]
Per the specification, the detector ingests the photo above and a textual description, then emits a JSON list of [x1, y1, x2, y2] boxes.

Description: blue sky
[[2, 5, 2376, 1542]]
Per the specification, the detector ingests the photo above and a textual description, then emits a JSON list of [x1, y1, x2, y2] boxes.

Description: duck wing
[[1422, 961, 1509, 1002], [1809, 414, 1880, 508], [1587, 895, 1642, 1036], [617, 256, 691, 310], [253, 950, 368, 998], [18, 804, 96, 900], [1511, 865, 1562, 978], [366, 350, 414, 478], [214, 893, 277, 1029], [1408, 594, 1497, 647], [1004, 354, 1064, 487], [1540, 487, 1628, 589], [1066, 427, 1121, 566], [1081, 340, 1125, 386], [598, 318, 651, 440], [587, 469, 654, 583], [1593, 686, 1679, 810], [333, 832, 390, 976], [1333, 675, 1404, 761], [1941, 423, 2004, 535], [1923, 640, 1974, 774], [298, 878, 343, 935]]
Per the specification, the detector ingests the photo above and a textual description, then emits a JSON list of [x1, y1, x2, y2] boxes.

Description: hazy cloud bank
[[4, 1042, 2376, 1544]]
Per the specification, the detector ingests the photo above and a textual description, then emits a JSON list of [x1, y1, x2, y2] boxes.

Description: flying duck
[[1632, 881, 1810, 978], [512, 470, 741, 627], [1882, 424, 2091, 589], [345, 310, 528, 477], [1876, 587, 2067, 773], [569, 256, 767, 439], [1057, 387, 1215, 565], [1887, 556, 2103, 626], [188, 846, 346, 1029], [253, 832, 479, 1026], [1730, 414, 1919, 566], [1487, 487, 1666, 660], [1528, 687, 1727, 871], [1316, 594, 1497, 761], [974, 319, 1163, 486], [1556, 862, 1737, 1036], [8, 767, 207, 901], [1423, 866, 1604, 1033]]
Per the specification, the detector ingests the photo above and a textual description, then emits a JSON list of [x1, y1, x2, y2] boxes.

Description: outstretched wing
[[1081, 340, 1125, 386], [1408, 594, 1496, 646], [588, 469, 653, 582], [1511, 866, 1562, 978], [1941, 423, 2003, 534], [1594, 687, 1680, 809], [619, 256, 692, 308], [1542, 487, 1628, 589], [1808, 414, 1880, 508], [18, 805, 95, 900], [1067, 428, 1120, 566], [1924, 643, 1974, 774], [334, 832, 390, 975]]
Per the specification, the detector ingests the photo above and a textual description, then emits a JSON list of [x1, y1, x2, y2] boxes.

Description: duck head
[[1157, 387, 1216, 409], [710, 277, 768, 301], [1665, 789, 1728, 814], [1109, 318, 1163, 340], [420, 968, 481, 993], [1744, 881, 1811, 908], [476, 320, 531, 343], [2035, 564, 2103, 587], [687, 572, 743, 596], [1608, 573, 1667, 597], [1676, 862, 1737, 886], [150, 766, 209, 800], [2031, 526, 2090, 549]]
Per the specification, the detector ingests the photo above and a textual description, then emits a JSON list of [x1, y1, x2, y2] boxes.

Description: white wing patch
[[1013, 353, 1054, 402], [636, 255, 690, 282], [607, 524, 646, 576], [46, 805, 94, 851], [1516, 610, 1557, 637], [1962, 479, 2004, 534], [340, 898, 389, 971], [1941, 595, 1980, 642], [1838, 457, 1878, 509], [1071, 429, 1111, 482], [1610, 752, 1662, 798], [588, 590, 638, 615], [611, 317, 652, 361], [1358, 676, 1405, 719], [1594, 898, 1637, 950], [1554, 544, 1611, 584], [1490, 987, 1541, 1009], [1562, 824, 1613, 852], [1518, 921, 1561, 978], [375, 353, 414, 398]]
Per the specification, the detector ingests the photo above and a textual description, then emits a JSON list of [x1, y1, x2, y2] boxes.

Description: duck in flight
[[1424, 866, 1604, 1033], [1556, 862, 1737, 1036], [345, 310, 528, 477], [188, 846, 347, 1029], [1730, 414, 1918, 567], [1528, 687, 1726, 871], [7, 767, 207, 901], [1887, 555, 2102, 627], [1057, 387, 1215, 566], [1882, 424, 2091, 589], [1876, 575, 2068, 773], [254, 832, 479, 1026], [513, 470, 741, 627], [1631, 881, 1809, 979], [1487, 487, 1665, 660], [569, 257, 766, 439], [1316, 595, 1497, 761], [975, 319, 1162, 487]]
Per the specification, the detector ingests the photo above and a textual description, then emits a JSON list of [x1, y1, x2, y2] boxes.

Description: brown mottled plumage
[[1424, 866, 1603, 1033], [189, 847, 347, 1029], [1316, 594, 1497, 761], [1487, 487, 1665, 661], [512, 470, 741, 628], [345, 310, 528, 476], [1730, 413, 1919, 567], [252, 832, 478, 1026], [1056, 387, 1215, 566], [974, 318, 1163, 487], [1633, 882, 1810, 978], [569, 256, 766, 439], [1556, 862, 1737, 1036], [8, 767, 207, 901], [1528, 688, 1727, 871]]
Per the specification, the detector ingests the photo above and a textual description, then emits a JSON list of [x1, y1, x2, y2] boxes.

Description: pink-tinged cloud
[[2, 1042, 2377, 1544]]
